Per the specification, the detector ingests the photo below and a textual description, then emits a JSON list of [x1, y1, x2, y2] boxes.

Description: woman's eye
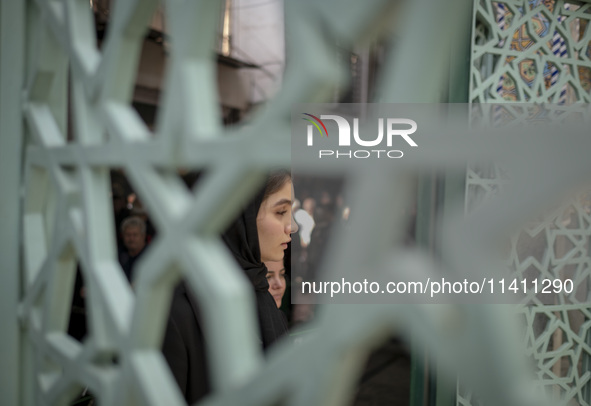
[[277, 210, 287, 216]]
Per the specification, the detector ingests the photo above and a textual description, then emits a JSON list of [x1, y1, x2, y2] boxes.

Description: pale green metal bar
[[411, 172, 437, 406], [435, 2, 473, 406], [0, 1, 26, 405], [373, 0, 473, 399], [407, 0, 473, 404]]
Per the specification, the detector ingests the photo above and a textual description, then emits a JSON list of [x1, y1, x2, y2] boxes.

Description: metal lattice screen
[[0, 1, 590, 406], [463, 1, 591, 405]]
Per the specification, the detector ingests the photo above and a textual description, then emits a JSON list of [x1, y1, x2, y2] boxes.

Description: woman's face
[[265, 260, 286, 307], [257, 180, 297, 263]]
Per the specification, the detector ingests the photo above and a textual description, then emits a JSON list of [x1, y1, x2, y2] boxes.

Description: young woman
[[162, 171, 297, 403], [222, 170, 296, 347], [265, 260, 286, 308]]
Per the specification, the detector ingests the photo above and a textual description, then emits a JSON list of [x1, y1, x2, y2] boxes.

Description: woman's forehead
[[268, 182, 292, 203]]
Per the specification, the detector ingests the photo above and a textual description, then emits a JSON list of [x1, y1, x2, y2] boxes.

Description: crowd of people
[[68, 180, 156, 342], [68, 171, 417, 406]]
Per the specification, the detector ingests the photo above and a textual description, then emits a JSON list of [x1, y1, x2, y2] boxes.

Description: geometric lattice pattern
[[17, 0, 280, 404], [460, 188, 591, 404], [471, 0, 591, 104], [461, 105, 591, 406], [10, 1, 471, 405], [467, 2, 591, 404], [3, 1, 590, 406], [509, 187, 591, 404]]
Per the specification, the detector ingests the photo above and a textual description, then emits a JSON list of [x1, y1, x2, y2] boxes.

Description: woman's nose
[[270, 276, 281, 288]]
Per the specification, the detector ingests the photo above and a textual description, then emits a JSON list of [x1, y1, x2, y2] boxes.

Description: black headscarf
[[222, 186, 288, 348]]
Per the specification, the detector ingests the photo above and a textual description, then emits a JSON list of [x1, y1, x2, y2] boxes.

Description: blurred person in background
[[128, 198, 157, 244], [265, 260, 286, 308], [294, 197, 315, 248], [118, 216, 147, 282], [112, 183, 130, 253]]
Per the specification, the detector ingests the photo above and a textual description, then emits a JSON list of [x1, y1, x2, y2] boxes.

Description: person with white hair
[[118, 216, 147, 282]]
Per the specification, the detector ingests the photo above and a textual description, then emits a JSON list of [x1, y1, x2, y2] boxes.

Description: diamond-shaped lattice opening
[[493, 2, 516, 31], [493, 36, 509, 49], [529, 12, 552, 40], [132, 101, 159, 131], [474, 18, 493, 47], [515, 228, 547, 264], [568, 239, 585, 262], [547, 30, 570, 60], [576, 17, 590, 42], [518, 58, 537, 88], [497, 72, 521, 100], [543, 61, 561, 90], [94, 5, 169, 143], [473, 53, 502, 82], [570, 348, 586, 379], [567, 16, 587, 43], [532, 311, 551, 340], [520, 264, 543, 284], [554, 82, 581, 105], [577, 66, 591, 94], [111, 170, 133, 255], [551, 355, 573, 379], [111, 168, 170, 285], [567, 308, 588, 336], [118, 197, 155, 282], [67, 266, 88, 343], [544, 325, 571, 353], [130, 24, 168, 131], [511, 23, 537, 52]]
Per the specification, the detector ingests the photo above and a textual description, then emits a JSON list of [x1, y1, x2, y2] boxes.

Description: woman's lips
[[281, 243, 288, 249]]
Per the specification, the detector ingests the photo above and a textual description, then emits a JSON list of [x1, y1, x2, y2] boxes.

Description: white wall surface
[[229, 0, 285, 104]]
